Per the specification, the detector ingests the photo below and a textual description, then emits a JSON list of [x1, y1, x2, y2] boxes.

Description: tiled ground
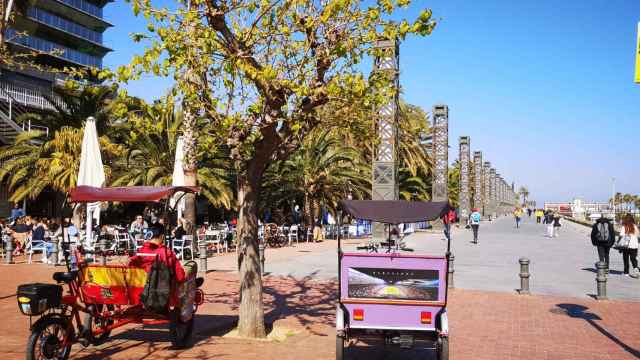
[[1, 261, 638, 359]]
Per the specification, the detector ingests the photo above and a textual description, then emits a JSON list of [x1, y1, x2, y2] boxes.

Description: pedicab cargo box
[[80, 265, 147, 305]]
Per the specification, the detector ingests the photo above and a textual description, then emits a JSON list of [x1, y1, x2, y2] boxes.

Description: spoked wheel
[[336, 334, 345, 360], [169, 309, 194, 349], [436, 336, 449, 360], [27, 317, 73, 360], [83, 304, 115, 345]]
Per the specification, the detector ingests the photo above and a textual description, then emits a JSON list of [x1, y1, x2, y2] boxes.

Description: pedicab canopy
[[339, 200, 451, 225], [69, 185, 199, 203]]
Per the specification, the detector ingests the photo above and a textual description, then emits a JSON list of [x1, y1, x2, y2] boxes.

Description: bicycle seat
[[53, 271, 78, 283]]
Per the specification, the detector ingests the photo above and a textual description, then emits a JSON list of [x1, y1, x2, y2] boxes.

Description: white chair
[[288, 225, 299, 246], [114, 231, 132, 252], [173, 235, 194, 260], [205, 230, 226, 253], [26, 237, 47, 264]]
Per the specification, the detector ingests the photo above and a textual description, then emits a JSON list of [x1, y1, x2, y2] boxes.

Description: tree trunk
[[303, 192, 313, 230], [182, 106, 198, 231], [236, 172, 266, 338]]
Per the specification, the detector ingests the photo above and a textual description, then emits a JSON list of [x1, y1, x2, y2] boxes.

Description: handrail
[[0, 101, 24, 133], [0, 81, 63, 111]]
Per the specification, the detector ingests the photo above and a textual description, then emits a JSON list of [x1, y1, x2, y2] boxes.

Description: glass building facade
[[4, 0, 112, 70]]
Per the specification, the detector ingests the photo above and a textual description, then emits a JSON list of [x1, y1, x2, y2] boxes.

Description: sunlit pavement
[[2, 219, 639, 359]]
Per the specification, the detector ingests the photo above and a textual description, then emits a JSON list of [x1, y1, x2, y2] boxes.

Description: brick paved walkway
[[1, 263, 639, 359]]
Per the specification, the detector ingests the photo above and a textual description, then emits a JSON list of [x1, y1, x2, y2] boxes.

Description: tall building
[[0, 0, 112, 142], [0, 0, 112, 216]]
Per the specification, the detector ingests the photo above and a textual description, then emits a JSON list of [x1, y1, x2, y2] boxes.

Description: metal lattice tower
[[490, 168, 497, 219], [431, 104, 449, 202], [371, 38, 399, 240], [458, 136, 471, 222], [483, 161, 491, 217], [473, 151, 483, 209]]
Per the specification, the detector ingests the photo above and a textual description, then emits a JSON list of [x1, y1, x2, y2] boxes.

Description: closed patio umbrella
[[171, 136, 186, 219], [77, 116, 105, 247]]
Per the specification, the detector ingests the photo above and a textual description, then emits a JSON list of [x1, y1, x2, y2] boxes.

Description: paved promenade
[[211, 216, 639, 301], [1, 216, 639, 359]]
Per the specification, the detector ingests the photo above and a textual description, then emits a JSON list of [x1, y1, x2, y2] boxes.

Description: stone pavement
[[1, 266, 639, 360], [209, 216, 639, 301]]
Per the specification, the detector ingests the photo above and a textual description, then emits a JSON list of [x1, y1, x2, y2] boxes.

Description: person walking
[[590, 216, 615, 273], [552, 213, 562, 237], [441, 208, 456, 242], [513, 208, 523, 228], [469, 208, 482, 244], [535, 209, 543, 224], [618, 214, 639, 278]]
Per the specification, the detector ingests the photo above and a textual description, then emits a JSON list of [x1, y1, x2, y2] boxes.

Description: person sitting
[[129, 222, 185, 283], [172, 217, 187, 240], [31, 218, 53, 263], [10, 217, 31, 256], [130, 215, 149, 239]]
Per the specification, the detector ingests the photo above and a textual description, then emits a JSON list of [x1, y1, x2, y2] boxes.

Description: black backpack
[[595, 222, 610, 244], [140, 250, 174, 313]]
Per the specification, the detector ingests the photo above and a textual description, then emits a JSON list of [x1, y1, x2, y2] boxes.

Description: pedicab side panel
[[340, 253, 446, 331], [80, 265, 147, 305]]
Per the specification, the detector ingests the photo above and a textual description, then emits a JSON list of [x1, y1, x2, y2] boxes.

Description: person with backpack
[[617, 214, 639, 278], [469, 208, 482, 244], [129, 223, 185, 312], [552, 214, 562, 237], [590, 216, 615, 273]]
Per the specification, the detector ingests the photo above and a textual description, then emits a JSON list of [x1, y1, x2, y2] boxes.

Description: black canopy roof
[[339, 200, 450, 224]]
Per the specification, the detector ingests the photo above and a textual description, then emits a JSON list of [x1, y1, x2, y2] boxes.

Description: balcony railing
[[56, 0, 103, 18], [0, 81, 64, 112], [28, 7, 103, 44], [6, 29, 102, 68]]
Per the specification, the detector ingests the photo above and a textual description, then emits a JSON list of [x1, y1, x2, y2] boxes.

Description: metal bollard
[[447, 253, 455, 289], [99, 237, 108, 265], [595, 261, 608, 300], [518, 258, 530, 295], [50, 237, 59, 266], [198, 240, 208, 276], [259, 243, 265, 276], [4, 234, 13, 264]]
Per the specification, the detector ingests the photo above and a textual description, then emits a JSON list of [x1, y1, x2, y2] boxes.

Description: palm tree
[[0, 126, 121, 201], [518, 186, 530, 206], [447, 160, 460, 207], [399, 168, 430, 201], [622, 193, 633, 212], [264, 129, 369, 227], [16, 85, 129, 135], [111, 99, 233, 209]]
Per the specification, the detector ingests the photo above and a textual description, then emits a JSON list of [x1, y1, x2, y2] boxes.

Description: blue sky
[[103, 1, 640, 205]]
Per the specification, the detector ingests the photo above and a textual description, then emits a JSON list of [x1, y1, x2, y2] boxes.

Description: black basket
[[17, 283, 63, 316]]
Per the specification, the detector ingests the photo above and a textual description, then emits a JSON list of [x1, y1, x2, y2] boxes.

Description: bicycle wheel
[[83, 304, 115, 345], [26, 317, 73, 360]]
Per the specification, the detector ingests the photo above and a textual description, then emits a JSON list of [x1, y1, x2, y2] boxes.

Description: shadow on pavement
[[72, 314, 238, 359], [555, 304, 640, 359], [581, 267, 623, 275], [345, 340, 436, 360]]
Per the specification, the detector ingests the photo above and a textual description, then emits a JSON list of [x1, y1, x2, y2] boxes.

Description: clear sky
[[103, 1, 640, 205]]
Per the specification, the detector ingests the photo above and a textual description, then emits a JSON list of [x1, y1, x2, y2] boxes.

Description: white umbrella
[[171, 136, 186, 219], [77, 117, 105, 247]]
